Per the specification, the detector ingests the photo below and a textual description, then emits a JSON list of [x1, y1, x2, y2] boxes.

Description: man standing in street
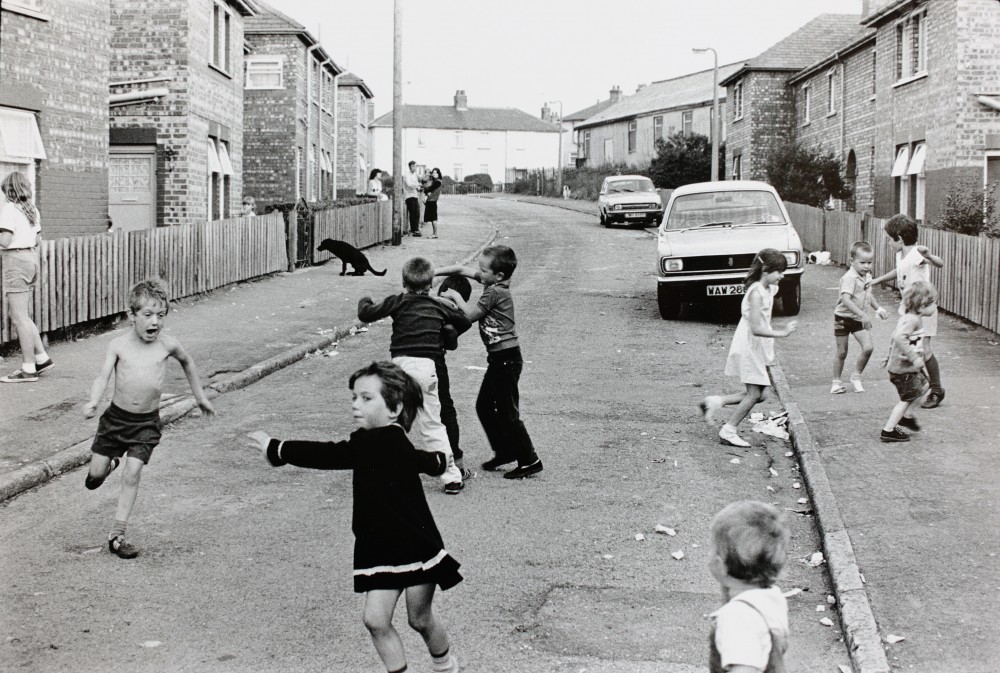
[[404, 161, 422, 237]]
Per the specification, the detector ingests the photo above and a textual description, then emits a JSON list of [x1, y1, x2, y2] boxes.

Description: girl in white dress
[[701, 249, 798, 447]]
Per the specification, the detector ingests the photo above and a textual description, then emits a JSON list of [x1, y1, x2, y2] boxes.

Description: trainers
[[35, 359, 55, 374], [849, 374, 865, 393], [921, 390, 945, 409], [1, 369, 38, 383], [481, 456, 515, 471], [444, 481, 464, 495], [108, 535, 140, 559], [898, 416, 921, 432], [830, 381, 847, 394], [879, 428, 910, 443], [503, 459, 543, 479], [718, 425, 750, 448], [699, 396, 723, 425]]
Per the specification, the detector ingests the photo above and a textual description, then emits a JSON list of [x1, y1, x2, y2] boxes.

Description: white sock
[[22, 363, 37, 374]]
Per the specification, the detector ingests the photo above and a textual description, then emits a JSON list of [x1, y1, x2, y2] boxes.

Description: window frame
[[894, 7, 928, 85], [209, 0, 233, 76], [245, 56, 283, 90], [454, 131, 463, 148], [732, 154, 742, 180], [627, 119, 637, 153], [827, 69, 837, 115], [0, 0, 49, 20], [803, 84, 811, 124], [681, 110, 692, 136], [733, 81, 744, 120], [653, 115, 663, 145], [453, 164, 463, 182]]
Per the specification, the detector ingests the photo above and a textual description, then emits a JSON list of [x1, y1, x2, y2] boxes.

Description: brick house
[[574, 66, 741, 171], [370, 90, 559, 186], [108, 0, 256, 229], [243, 1, 345, 204], [561, 87, 622, 168], [720, 14, 862, 183], [336, 73, 374, 197], [1, 0, 111, 239]]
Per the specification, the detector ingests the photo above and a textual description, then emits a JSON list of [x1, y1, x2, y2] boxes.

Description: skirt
[[354, 549, 462, 593], [423, 201, 438, 222]]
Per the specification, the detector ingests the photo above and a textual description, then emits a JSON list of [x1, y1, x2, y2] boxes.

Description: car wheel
[[657, 284, 681, 320], [779, 277, 801, 316]]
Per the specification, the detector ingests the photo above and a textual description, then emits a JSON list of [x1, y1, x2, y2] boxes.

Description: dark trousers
[[434, 354, 462, 462], [476, 347, 537, 467], [405, 197, 420, 233]]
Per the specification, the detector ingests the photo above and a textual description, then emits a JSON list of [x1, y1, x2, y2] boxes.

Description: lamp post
[[547, 100, 563, 196], [693, 47, 720, 182]]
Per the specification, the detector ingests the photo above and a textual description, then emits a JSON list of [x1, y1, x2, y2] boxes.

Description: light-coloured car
[[655, 180, 803, 319], [598, 175, 663, 227]]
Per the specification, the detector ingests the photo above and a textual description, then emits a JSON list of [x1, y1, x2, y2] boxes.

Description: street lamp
[[693, 47, 720, 182], [546, 100, 563, 197]]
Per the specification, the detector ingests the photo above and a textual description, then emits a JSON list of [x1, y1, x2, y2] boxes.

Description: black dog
[[317, 239, 386, 276]]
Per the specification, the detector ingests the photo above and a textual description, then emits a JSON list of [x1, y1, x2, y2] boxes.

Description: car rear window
[[607, 178, 655, 193], [664, 190, 785, 230]]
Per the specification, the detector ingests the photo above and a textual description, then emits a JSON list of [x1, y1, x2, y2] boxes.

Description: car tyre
[[657, 284, 681, 320], [599, 210, 607, 227], [779, 277, 801, 316]]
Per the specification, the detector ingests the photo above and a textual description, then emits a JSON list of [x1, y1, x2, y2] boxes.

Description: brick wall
[[336, 85, 360, 193], [1, 0, 110, 238], [726, 72, 797, 180]]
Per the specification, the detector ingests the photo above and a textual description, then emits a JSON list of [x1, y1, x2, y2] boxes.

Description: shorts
[[1, 249, 38, 294], [90, 403, 162, 464], [833, 314, 866, 337], [889, 370, 929, 403]]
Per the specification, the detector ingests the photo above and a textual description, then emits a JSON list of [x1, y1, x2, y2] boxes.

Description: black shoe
[[481, 456, 515, 471], [444, 481, 464, 495], [898, 416, 921, 432], [879, 428, 910, 443], [503, 459, 543, 479], [921, 390, 944, 409], [412, 231, 422, 237], [35, 359, 55, 374], [108, 535, 139, 559]]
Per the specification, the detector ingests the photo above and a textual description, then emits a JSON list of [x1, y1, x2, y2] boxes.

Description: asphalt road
[[1, 198, 850, 672]]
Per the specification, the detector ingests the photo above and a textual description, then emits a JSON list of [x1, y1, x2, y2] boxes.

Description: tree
[[649, 132, 716, 188], [764, 141, 851, 207], [935, 178, 1000, 237]]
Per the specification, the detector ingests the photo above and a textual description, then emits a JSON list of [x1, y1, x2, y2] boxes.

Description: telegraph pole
[[391, 0, 403, 245]]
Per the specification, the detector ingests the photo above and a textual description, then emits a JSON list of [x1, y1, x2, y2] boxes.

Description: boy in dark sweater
[[435, 275, 473, 477], [358, 257, 471, 494]]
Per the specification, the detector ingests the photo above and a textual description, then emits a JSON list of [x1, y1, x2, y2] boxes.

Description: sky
[[276, 0, 865, 119]]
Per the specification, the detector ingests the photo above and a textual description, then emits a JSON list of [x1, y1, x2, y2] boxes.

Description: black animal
[[317, 239, 386, 276]]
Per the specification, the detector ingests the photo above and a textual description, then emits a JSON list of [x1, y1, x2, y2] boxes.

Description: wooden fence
[[312, 200, 392, 264], [786, 202, 1000, 334]]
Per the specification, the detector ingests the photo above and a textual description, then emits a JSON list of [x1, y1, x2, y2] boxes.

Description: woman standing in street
[[1, 172, 53, 383], [367, 169, 388, 201], [422, 168, 443, 239]]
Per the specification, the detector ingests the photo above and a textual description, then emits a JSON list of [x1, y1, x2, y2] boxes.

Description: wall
[[1, 0, 110, 238], [336, 85, 369, 196], [726, 71, 798, 181]]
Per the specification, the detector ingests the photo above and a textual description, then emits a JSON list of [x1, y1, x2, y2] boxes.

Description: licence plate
[[625, 212, 645, 219], [707, 284, 745, 296]]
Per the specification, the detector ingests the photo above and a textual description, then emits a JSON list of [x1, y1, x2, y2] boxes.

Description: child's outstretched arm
[[915, 245, 944, 268], [434, 264, 480, 281], [83, 342, 118, 418], [358, 294, 401, 323], [868, 266, 896, 287], [247, 431, 355, 469], [168, 337, 215, 416]]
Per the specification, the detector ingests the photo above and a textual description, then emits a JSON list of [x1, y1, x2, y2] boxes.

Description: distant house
[[243, 0, 344, 204], [371, 90, 559, 185], [562, 87, 622, 168], [336, 73, 375, 197], [575, 67, 742, 171], [1, 0, 111, 238]]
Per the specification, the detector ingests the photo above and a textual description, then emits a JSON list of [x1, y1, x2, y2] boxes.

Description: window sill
[[0, 2, 50, 20], [208, 63, 233, 80], [869, 95, 876, 102], [802, 120, 811, 127], [892, 72, 928, 89], [246, 85, 284, 91], [825, 111, 837, 119], [734, 115, 744, 123]]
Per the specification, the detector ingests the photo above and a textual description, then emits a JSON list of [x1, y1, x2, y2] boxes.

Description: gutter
[[109, 87, 169, 107]]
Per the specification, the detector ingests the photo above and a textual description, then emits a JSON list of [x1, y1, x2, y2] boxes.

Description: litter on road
[[635, 533, 645, 541], [885, 634, 906, 644], [671, 550, 685, 560], [819, 617, 835, 627], [655, 525, 676, 536]]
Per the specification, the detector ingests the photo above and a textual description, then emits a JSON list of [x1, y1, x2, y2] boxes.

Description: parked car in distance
[[598, 175, 664, 227], [655, 180, 803, 319]]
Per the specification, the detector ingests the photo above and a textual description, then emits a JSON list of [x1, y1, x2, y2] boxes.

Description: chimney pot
[[454, 90, 468, 110], [609, 85, 622, 104]]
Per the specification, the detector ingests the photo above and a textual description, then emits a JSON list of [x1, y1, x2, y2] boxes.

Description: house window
[[0, 107, 46, 198], [581, 130, 591, 159], [453, 164, 463, 181], [827, 70, 836, 114], [478, 132, 490, 149], [604, 138, 613, 162], [891, 145, 910, 216], [417, 130, 425, 148], [454, 131, 463, 148], [733, 81, 744, 120], [803, 85, 811, 123], [480, 163, 489, 175], [206, 137, 229, 221], [908, 142, 926, 222], [682, 110, 692, 136], [653, 116, 663, 144], [246, 56, 283, 89], [627, 120, 637, 153], [732, 155, 742, 180], [895, 8, 927, 81], [210, 1, 232, 73]]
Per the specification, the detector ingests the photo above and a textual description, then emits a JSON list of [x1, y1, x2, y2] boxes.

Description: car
[[598, 175, 664, 227], [655, 180, 804, 320]]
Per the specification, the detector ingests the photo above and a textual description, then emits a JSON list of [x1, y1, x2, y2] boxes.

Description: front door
[[109, 147, 156, 231]]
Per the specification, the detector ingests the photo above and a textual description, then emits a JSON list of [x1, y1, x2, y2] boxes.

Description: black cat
[[317, 239, 387, 276]]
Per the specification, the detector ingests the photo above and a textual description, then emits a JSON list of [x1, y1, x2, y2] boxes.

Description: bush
[[934, 178, 1000, 237], [649, 132, 720, 188], [764, 141, 851, 207], [463, 173, 493, 189]]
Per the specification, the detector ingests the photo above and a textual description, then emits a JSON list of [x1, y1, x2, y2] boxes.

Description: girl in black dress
[[422, 167, 443, 238], [248, 361, 462, 673]]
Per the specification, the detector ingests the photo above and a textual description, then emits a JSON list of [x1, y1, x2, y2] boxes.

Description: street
[[1, 196, 951, 673]]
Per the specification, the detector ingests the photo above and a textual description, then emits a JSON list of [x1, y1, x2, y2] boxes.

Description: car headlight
[[613, 204, 622, 211], [782, 251, 799, 267], [662, 258, 683, 273]]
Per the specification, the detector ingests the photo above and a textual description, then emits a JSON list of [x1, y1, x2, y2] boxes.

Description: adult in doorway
[[0, 172, 53, 383], [422, 168, 442, 238], [403, 161, 422, 236]]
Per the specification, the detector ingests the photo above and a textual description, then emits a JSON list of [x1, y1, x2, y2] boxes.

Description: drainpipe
[[305, 44, 322, 201], [332, 70, 344, 199]]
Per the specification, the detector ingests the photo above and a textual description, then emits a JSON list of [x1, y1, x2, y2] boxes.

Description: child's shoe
[[830, 380, 847, 394], [444, 481, 464, 495], [481, 455, 515, 471], [849, 374, 865, 393], [35, 358, 56, 374], [897, 416, 921, 432], [879, 428, 910, 443], [718, 424, 750, 448], [108, 535, 140, 559], [432, 650, 459, 673], [503, 458, 543, 479], [699, 396, 723, 425], [1, 369, 38, 383], [921, 389, 945, 409]]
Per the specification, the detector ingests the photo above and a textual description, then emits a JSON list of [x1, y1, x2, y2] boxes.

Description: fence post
[[286, 206, 298, 272], [821, 208, 827, 252]]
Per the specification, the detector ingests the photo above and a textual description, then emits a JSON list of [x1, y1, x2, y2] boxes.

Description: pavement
[[3, 193, 998, 672]]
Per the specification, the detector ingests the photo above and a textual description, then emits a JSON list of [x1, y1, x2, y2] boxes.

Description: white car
[[655, 180, 803, 319], [598, 175, 664, 227]]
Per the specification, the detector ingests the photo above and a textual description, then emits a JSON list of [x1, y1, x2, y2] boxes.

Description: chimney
[[454, 90, 468, 110], [635, 83, 646, 94], [540, 103, 551, 121], [609, 85, 622, 104]]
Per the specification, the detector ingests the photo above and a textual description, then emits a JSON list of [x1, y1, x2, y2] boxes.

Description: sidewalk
[[0, 205, 496, 500]]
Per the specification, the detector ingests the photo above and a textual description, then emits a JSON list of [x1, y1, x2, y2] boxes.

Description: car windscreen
[[663, 190, 786, 230], [607, 178, 656, 193]]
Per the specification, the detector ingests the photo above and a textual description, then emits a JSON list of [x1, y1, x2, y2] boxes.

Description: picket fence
[[786, 202, 1000, 334], [312, 200, 391, 265]]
